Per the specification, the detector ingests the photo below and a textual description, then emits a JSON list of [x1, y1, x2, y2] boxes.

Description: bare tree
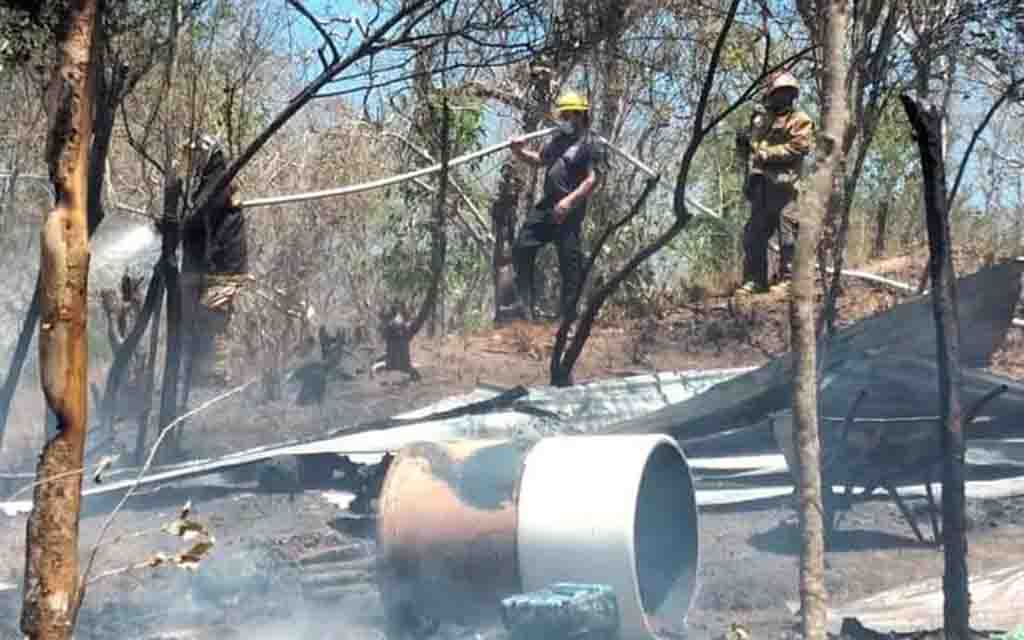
[[804, 0, 905, 334], [20, 0, 99, 638], [378, 43, 454, 375], [790, 0, 850, 638]]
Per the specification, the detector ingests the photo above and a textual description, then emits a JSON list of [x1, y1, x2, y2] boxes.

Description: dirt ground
[[2, 247, 1024, 639]]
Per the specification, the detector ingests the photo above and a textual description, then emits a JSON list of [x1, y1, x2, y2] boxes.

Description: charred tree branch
[[901, 92, 969, 639]]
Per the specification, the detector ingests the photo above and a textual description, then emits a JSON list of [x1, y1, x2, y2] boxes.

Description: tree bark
[[871, 197, 890, 259], [135, 276, 164, 465], [0, 22, 124, 451], [790, 1, 849, 639], [157, 181, 184, 463], [21, 1, 100, 638], [901, 94, 969, 640], [1, 148, 21, 235]]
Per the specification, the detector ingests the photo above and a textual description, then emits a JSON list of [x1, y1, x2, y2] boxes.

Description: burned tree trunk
[[0, 26, 124, 451], [379, 303, 415, 374], [491, 163, 525, 324], [21, 1, 100, 638], [378, 92, 452, 378], [871, 197, 890, 259], [901, 94, 969, 640], [549, 177, 661, 388], [135, 277, 164, 465], [156, 180, 184, 463]]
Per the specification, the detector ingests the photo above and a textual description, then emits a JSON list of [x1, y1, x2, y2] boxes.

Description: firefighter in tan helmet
[[735, 71, 814, 294]]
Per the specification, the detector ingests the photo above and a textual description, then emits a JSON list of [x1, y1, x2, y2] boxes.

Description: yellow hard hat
[[768, 72, 800, 94], [554, 91, 589, 114]]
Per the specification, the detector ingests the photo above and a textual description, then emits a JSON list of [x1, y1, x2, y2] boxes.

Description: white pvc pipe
[[238, 126, 558, 209], [596, 136, 658, 179], [517, 435, 700, 640]]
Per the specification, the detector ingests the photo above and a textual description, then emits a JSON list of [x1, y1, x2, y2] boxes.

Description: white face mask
[[557, 119, 577, 136]]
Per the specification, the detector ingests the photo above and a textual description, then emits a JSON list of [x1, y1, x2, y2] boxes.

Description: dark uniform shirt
[[537, 132, 604, 222], [182, 198, 248, 275]]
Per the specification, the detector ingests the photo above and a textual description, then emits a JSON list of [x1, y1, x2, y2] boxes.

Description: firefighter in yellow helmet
[[507, 90, 606, 322], [735, 71, 814, 294]]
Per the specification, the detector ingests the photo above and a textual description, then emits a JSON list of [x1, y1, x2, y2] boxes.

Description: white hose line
[[596, 135, 658, 179], [239, 127, 558, 210], [239, 128, 674, 208], [236, 125, 737, 231]]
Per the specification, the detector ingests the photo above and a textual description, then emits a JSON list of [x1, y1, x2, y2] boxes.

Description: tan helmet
[[767, 71, 800, 95]]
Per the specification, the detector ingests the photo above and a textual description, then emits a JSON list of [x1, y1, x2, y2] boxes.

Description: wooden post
[[21, 1, 100, 638], [901, 94, 969, 639]]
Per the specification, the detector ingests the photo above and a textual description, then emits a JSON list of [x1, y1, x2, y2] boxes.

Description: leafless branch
[[948, 78, 1024, 209], [78, 379, 257, 597], [187, 0, 449, 225], [120, 102, 165, 174], [287, 0, 340, 64]]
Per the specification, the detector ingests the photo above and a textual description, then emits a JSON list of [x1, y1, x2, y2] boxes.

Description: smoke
[[89, 216, 160, 289], [68, 535, 392, 640]]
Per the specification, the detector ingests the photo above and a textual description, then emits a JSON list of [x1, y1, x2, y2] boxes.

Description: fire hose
[[237, 126, 719, 218]]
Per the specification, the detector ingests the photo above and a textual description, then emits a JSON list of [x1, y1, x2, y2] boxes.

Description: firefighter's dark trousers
[[513, 207, 584, 322], [743, 175, 800, 290]]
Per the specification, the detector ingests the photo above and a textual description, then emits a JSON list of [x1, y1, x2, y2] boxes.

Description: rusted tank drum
[[376, 435, 700, 639], [376, 440, 530, 623]]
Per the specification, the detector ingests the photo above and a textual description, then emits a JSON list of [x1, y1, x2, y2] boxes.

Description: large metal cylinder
[[376, 435, 700, 639], [376, 440, 531, 624]]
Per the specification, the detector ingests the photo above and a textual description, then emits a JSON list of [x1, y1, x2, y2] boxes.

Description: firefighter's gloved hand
[[751, 140, 769, 162]]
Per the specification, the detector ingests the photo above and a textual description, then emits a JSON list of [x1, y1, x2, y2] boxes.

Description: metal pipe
[[376, 435, 700, 640], [517, 435, 699, 639]]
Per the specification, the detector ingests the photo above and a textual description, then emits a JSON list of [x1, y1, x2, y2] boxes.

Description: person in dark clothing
[[509, 90, 604, 322], [180, 134, 248, 385]]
